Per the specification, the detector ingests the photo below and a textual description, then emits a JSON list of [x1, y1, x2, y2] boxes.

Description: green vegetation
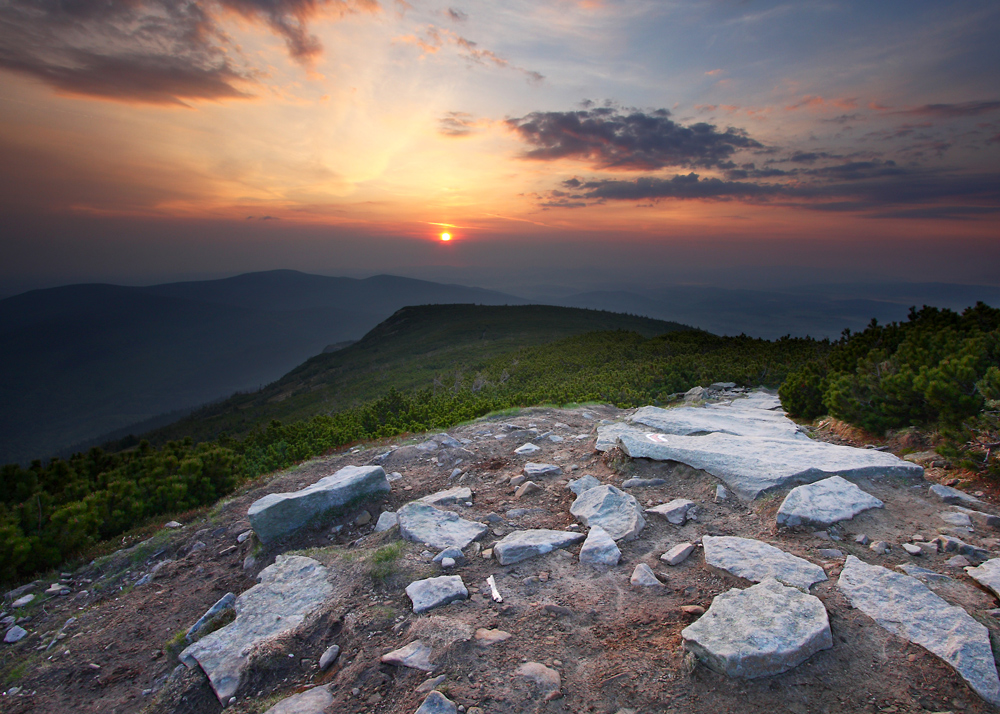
[[368, 542, 404, 581]]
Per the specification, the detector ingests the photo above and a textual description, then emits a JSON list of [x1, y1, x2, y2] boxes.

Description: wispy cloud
[[394, 25, 543, 83]]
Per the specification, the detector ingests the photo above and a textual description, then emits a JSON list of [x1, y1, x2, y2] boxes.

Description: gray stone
[[405, 576, 468, 614], [432, 433, 464, 449], [684, 386, 705, 402], [11, 595, 34, 608], [374, 511, 398, 532], [262, 686, 333, 714], [579, 526, 621, 566], [854, 534, 870, 545], [681, 577, 832, 678], [954, 507, 1000, 529], [514, 481, 541, 499], [354, 510, 372, 526], [516, 662, 561, 697], [621, 478, 667, 488], [661, 542, 696, 565], [416, 674, 447, 692], [838, 555, 1000, 706], [630, 563, 663, 587], [594, 422, 640, 451], [523, 462, 562, 478], [164, 520, 183, 529], [509, 475, 526, 488], [902, 543, 922, 556], [493, 530, 585, 565], [505, 508, 548, 519], [4, 625, 27, 643], [440, 557, 456, 568], [966, 558, 1000, 598], [628, 402, 805, 440], [947, 555, 972, 567], [615, 426, 922, 501], [237, 530, 252, 543], [415, 691, 458, 714], [179, 555, 332, 704], [899, 564, 952, 582], [567, 475, 601, 496], [515, 443, 540, 455], [248, 465, 390, 544], [939, 511, 973, 527], [869, 540, 890, 555], [432, 547, 463, 564], [715, 485, 728, 501], [397, 502, 487, 550], [930, 484, 983, 505], [381, 640, 435, 671], [818, 549, 844, 559], [570, 485, 646, 541], [185, 593, 236, 643], [776, 476, 883, 528], [711, 382, 737, 390], [703, 536, 827, 590], [318, 644, 340, 671], [420, 487, 473, 506], [646, 498, 697, 525], [932, 534, 987, 559]]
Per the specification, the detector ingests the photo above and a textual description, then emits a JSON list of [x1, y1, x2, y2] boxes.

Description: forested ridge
[[2, 302, 997, 584]]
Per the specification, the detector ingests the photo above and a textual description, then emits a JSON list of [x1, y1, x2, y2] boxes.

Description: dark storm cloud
[[506, 107, 763, 171], [0, 0, 375, 104], [562, 173, 781, 201], [889, 101, 1000, 118]]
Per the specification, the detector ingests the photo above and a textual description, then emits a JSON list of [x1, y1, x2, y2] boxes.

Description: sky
[[1, 0, 999, 295]]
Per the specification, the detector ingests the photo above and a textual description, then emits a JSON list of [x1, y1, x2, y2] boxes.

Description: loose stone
[[318, 644, 340, 671], [630, 563, 663, 587], [567, 475, 601, 496], [661, 542, 696, 566], [578, 526, 621, 566], [374, 512, 398, 532], [570, 485, 646, 540], [405, 576, 469, 614], [702, 536, 827, 590], [646, 499, 697, 525], [966, 559, 1000, 598], [381, 640, 435, 671], [493, 530, 585, 565], [523, 463, 563, 478], [415, 690, 458, 714], [262, 686, 333, 714], [775, 476, 883, 528], [515, 443, 541, 455], [902, 543, 922, 556]]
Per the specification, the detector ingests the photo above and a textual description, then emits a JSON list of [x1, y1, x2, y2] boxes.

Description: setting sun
[[440, 232, 452, 241]]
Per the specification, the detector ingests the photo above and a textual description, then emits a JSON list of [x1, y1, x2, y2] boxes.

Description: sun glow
[[440, 232, 452, 241]]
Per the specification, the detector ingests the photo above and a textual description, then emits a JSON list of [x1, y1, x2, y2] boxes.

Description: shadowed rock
[[493, 529, 585, 565], [397, 502, 487, 550]]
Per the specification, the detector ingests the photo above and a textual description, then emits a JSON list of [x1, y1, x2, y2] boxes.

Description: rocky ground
[[3, 389, 1000, 714]]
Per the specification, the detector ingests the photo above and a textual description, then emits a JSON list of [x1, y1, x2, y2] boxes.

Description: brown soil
[[3, 404, 999, 714]]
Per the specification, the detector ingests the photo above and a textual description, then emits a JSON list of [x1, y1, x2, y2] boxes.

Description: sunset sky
[[1, 0, 998, 294]]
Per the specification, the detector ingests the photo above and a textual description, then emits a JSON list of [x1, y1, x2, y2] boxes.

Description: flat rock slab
[[703, 536, 827, 590], [930, 484, 983, 505], [567, 475, 601, 496], [523, 463, 563, 478], [397, 502, 487, 550], [179, 555, 332, 704], [4, 625, 27, 643], [662, 542, 696, 566], [570, 485, 646, 541], [646, 499, 696, 525], [11, 594, 34, 608], [493, 529, 585, 565], [405, 576, 468, 614], [420, 487, 473, 506], [263, 686, 333, 714], [415, 691, 458, 714], [382, 640, 435, 671], [629, 403, 806, 441], [616, 428, 922, 501], [776, 475, 884, 528], [579, 526, 621, 566], [838, 555, 1000, 706], [966, 558, 1000, 598], [374, 511, 398, 532], [248, 465, 390, 544], [682, 577, 832, 678], [514, 443, 540, 455], [475, 628, 512, 646]]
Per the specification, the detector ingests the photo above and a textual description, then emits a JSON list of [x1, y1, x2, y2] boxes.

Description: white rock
[[420, 487, 473, 506], [570, 485, 646, 541], [646, 499, 697, 525], [966, 558, 1000, 599], [838, 555, 1000, 707], [523, 462, 563, 478], [415, 691, 458, 714], [514, 443, 541, 455], [702, 536, 827, 590], [440, 557, 456, 569], [179, 555, 332, 704], [248, 465, 391, 544], [715, 485, 728, 501], [614, 426, 922, 501], [939, 511, 973, 527], [681, 577, 832, 678], [374, 511, 398, 532], [629, 402, 806, 441], [11, 595, 34, 608], [630, 563, 663, 587], [262, 686, 333, 714], [381, 640, 435, 671], [579, 526, 621, 566], [396, 502, 487, 550], [567, 475, 602, 496], [164, 520, 183, 529], [902, 543, 922, 556], [661, 542, 696, 566], [493, 530, 585, 565], [776, 476, 884, 528], [929, 484, 983, 505], [4, 625, 27, 643], [405, 576, 468, 614]]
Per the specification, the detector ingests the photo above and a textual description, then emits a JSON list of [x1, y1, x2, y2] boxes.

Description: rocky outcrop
[[493, 529, 585, 565], [776, 475, 883, 527], [703, 536, 827, 590], [396, 502, 487, 550], [179, 555, 332, 704], [248, 465, 390, 543], [569, 485, 645, 540]]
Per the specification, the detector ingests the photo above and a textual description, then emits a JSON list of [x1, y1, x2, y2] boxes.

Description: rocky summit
[[7, 391, 1000, 714]]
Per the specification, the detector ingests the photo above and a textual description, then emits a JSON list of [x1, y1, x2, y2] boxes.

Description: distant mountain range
[[2, 269, 997, 465]]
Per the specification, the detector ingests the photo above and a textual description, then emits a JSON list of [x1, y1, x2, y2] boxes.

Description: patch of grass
[[368, 542, 403, 581], [163, 628, 188, 662], [2, 653, 37, 686]]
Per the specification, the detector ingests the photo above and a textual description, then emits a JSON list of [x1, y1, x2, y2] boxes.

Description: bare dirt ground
[[3, 402, 1000, 714]]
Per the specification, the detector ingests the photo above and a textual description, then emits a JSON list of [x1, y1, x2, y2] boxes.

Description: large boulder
[[776, 475, 884, 527], [493, 529, 585, 565], [682, 577, 832, 678], [570, 485, 645, 540], [248, 465, 390, 544], [397, 502, 487, 550], [838, 555, 1000, 707], [703, 536, 827, 590], [628, 401, 806, 441], [179, 555, 332, 704]]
